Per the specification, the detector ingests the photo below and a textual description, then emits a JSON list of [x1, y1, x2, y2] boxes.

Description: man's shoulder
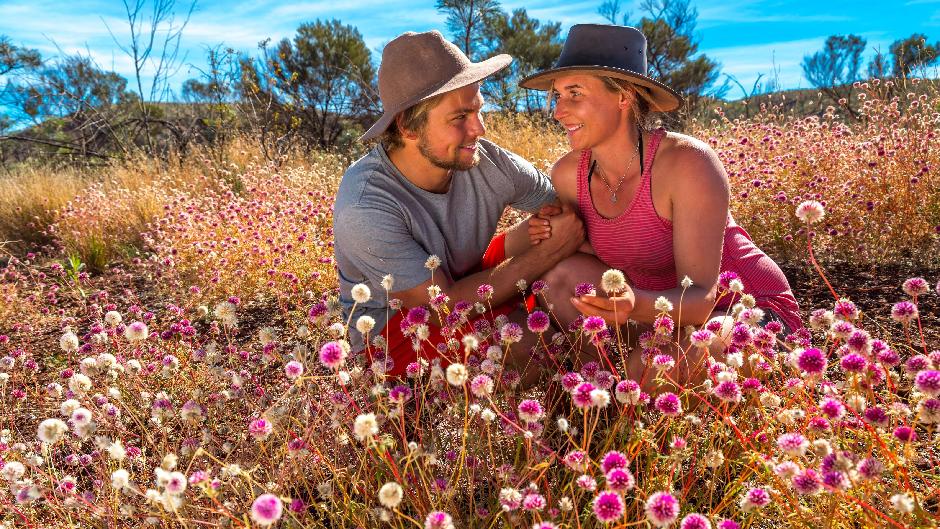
[[336, 147, 403, 212]]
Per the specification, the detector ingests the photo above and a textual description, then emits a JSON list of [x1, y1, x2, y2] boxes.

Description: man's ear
[[396, 114, 419, 141]]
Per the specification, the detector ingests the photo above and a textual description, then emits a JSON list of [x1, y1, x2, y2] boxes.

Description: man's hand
[[528, 202, 562, 245], [533, 203, 584, 258], [571, 290, 636, 326]]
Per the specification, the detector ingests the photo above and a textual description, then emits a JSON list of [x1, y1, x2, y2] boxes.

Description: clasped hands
[[528, 202, 636, 326]]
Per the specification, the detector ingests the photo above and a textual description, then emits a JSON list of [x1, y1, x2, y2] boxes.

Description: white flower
[[425, 255, 442, 271], [381, 274, 395, 291], [480, 408, 496, 422], [681, 276, 693, 289], [353, 413, 378, 442], [37, 418, 68, 444], [213, 301, 238, 327], [104, 311, 122, 326], [356, 315, 376, 335], [378, 482, 403, 509], [59, 331, 79, 353], [351, 283, 371, 304], [557, 417, 569, 432], [795, 200, 825, 224], [70, 407, 92, 427], [590, 389, 611, 408], [728, 279, 744, 294], [258, 327, 277, 346], [654, 296, 673, 313], [164, 471, 187, 494], [890, 493, 915, 514], [108, 440, 127, 461], [1, 461, 25, 482], [445, 363, 468, 386], [124, 322, 149, 342], [111, 468, 130, 490], [515, 279, 528, 291], [601, 269, 626, 294]]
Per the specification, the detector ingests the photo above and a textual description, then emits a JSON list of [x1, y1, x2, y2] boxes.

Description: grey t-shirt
[[333, 138, 556, 350]]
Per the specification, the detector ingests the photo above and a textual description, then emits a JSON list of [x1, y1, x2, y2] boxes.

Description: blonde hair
[[379, 92, 447, 151], [598, 76, 660, 131]]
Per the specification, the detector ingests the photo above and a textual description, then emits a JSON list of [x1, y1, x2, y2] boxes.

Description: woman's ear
[[618, 90, 633, 111]]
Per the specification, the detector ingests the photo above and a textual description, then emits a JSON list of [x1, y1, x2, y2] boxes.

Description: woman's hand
[[528, 202, 563, 245], [571, 290, 635, 326]]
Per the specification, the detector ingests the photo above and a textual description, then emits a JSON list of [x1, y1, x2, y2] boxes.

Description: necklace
[[596, 136, 641, 204]]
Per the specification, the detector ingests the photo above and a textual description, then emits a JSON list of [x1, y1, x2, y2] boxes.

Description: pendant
[[610, 192, 618, 203]]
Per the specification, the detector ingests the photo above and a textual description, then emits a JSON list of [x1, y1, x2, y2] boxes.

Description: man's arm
[[392, 205, 585, 310]]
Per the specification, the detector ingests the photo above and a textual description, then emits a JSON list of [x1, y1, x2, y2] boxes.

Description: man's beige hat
[[520, 24, 683, 112], [360, 30, 511, 142]]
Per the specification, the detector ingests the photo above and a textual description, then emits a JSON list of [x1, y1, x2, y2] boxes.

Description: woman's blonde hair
[[598, 76, 661, 131]]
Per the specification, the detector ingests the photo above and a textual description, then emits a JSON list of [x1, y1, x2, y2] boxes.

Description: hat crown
[[555, 24, 648, 77], [378, 31, 469, 111]]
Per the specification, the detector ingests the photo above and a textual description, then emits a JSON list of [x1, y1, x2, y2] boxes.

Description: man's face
[[416, 83, 486, 171]]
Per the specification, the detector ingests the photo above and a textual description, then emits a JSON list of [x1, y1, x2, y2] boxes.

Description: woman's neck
[[591, 120, 642, 176]]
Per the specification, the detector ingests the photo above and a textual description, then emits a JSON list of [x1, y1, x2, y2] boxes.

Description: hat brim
[[519, 65, 683, 113], [360, 54, 512, 142]]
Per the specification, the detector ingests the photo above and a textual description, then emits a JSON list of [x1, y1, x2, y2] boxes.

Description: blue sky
[[1, 0, 938, 100]]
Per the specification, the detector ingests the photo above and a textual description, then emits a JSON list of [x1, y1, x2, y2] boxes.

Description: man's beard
[[417, 134, 480, 171]]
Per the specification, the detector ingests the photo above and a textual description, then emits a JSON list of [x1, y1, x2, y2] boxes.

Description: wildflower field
[[1, 81, 940, 528]]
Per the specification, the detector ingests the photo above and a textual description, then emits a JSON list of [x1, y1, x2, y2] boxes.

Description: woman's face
[[551, 74, 629, 150]]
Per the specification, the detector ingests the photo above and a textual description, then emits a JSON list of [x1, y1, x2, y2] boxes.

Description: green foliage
[[0, 36, 41, 76], [888, 34, 940, 78], [481, 8, 563, 111], [436, 0, 503, 59]]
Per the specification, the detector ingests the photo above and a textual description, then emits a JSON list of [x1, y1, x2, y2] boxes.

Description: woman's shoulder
[[654, 130, 725, 182], [550, 149, 583, 204]]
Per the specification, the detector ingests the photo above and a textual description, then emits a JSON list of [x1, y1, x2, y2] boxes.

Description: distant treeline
[[0, 0, 937, 166]]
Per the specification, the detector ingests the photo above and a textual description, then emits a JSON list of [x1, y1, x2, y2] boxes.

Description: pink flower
[[902, 277, 929, 297], [318, 341, 347, 369], [582, 316, 606, 334], [713, 381, 742, 403], [250, 493, 283, 526], [526, 311, 550, 333], [915, 370, 940, 397], [424, 511, 454, 529], [284, 360, 304, 379], [563, 450, 588, 472], [571, 382, 597, 409], [600, 451, 629, 473], [891, 301, 918, 324], [517, 399, 545, 423], [605, 468, 635, 493], [680, 513, 712, 529], [592, 491, 625, 523], [522, 493, 546, 511], [654, 392, 682, 417], [575, 282, 597, 296], [791, 469, 822, 495], [796, 348, 826, 375], [249, 418, 273, 440], [645, 491, 680, 527]]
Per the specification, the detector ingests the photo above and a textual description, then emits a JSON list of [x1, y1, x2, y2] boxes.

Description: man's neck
[[387, 145, 453, 194]]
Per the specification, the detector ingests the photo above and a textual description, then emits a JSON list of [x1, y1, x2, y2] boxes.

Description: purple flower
[[915, 370, 940, 397], [531, 279, 548, 294], [791, 469, 822, 495], [893, 425, 917, 442], [526, 311, 551, 333], [713, 381, 742, 403], [891, 301, 919, 324], [857, 457, 885, 480], [819, 398, 846, 420], [796, 348, 827, 375], [680, 513, 712, 529], [561, 371, 584, 391], [592, 491, 625, 523], [605, 468, 635, 493], [389, 385, 413, 404], [318, 341, 346, 369], [250, 493, 283, 526], [424, 511, 454, 529], [876, 347, 901, 366], [571, 382, 597, 409], [741, 487, 771, 512], [582, 316, 607, 334], [840, 353, 867, 373], [601, 451, 629, 473], [575, 282, 597, 297], [655, 392, 682, 417], [777, 432, 809, 457], [645, 491, 680, 527]]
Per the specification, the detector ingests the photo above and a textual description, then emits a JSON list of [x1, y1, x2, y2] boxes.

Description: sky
[[0, 0, 938, 101]]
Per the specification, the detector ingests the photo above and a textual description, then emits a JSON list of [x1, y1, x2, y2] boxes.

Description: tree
[[597, 0, 723, 113], [105, 0, 195, 154], [802, 34, 866, 116], [242, 19, 377, 149], [481, 8, 562, 111], [888, 34, 940, 78], [436, 0, 503, 60], [0, 37, 41, 77], [182, 46, 243, 160]]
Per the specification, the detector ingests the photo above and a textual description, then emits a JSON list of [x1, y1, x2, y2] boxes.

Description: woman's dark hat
[[519, 24, 683, 112]]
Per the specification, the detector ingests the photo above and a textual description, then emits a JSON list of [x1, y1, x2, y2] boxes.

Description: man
[[333, 30, 584, 384]]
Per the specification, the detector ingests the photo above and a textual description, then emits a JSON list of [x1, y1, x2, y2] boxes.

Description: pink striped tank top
[[576, 128, 801, 330]]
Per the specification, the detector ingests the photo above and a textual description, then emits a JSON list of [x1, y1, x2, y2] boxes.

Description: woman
[[520, 24, 800, 389]]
